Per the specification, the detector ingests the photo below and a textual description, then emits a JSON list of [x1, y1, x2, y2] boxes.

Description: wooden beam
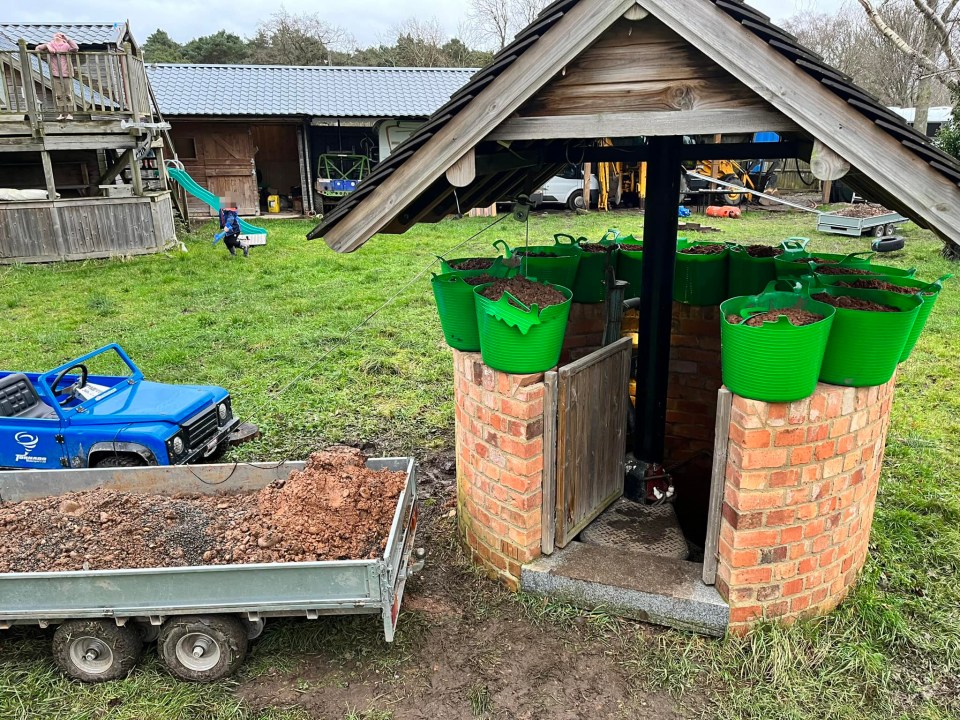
[[703, 387, 732, 586], [316, 0, 638, 250], [40, 150, 57, 200], [583, 162, 592, 210], [128, 149, 143, 196], [44, 135, 138, 151], [98, 149, 133, 187], [487, 108, 800, 141], [637, 0, 960, 251], [810, 139, 851, 181], [446, 148, 477, 188]]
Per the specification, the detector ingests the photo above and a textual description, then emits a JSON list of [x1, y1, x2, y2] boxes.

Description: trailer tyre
[[53, 619, 143, 682], [157, 615, 248, 682]]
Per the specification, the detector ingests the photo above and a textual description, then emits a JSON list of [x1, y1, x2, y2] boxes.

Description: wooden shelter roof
[[308, 0, 960, 253]]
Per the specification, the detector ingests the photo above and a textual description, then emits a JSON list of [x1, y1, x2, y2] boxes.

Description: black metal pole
[[634, 136, 683, 464]]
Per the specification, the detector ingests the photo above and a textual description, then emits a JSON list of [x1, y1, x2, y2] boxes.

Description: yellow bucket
[[267, 195, 281, 213]]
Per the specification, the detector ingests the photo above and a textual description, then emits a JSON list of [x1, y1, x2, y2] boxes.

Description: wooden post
[[821, 179, 832, 205], [710, 133, 721, 192], [703, 387, 732, 585], [583, 162, 592, 210], [40, 150, 57, 200], [18, 39, 41, 134], [128, 150, 143, 196], [155, 146, 169, 191], [120, 43, 140, 123], [634, 136, 683, 464]]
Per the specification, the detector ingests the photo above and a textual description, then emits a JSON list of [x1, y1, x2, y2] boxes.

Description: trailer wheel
[[53, 619, 143, 682], [157, 615, 248, 682]]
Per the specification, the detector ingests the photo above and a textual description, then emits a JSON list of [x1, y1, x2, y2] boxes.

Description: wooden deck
[[0, 192, 176, 264]]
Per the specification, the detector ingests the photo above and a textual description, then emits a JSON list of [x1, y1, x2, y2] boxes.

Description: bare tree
[[856, 0, 960, 130], [468, 0, 549, 50], [252, 7, 352, 66], [390, 18, 449, 67], [469, 0, 512, 50]]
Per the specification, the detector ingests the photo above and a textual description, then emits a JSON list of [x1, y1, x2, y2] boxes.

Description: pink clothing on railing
[[35, 33, 79, 77]]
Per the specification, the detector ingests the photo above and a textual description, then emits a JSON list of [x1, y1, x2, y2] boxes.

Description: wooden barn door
[[546, 338, 633, 551], [200, 129, 258, 216]]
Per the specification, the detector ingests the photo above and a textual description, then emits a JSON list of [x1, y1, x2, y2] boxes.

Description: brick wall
[[453, 350, 545, 590], [718, 379, 897, 632], [665, 303, 724, 460], [560, 302, 607, 366]]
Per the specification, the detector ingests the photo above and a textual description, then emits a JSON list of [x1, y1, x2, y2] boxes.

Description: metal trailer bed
[[0, 458, 422, 682], [816, 209, 907, 237]]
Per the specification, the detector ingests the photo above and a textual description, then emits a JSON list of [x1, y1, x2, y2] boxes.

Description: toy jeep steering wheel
[[51, 363, 89, 406]]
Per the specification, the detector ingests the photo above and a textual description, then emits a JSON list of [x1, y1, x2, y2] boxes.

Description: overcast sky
[[6, 0, 846, 47]]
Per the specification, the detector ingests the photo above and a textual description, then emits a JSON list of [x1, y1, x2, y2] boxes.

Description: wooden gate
[[543, 337, 633, 552]]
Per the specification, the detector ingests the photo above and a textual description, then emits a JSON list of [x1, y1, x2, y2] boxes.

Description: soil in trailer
[[0, 448, 405, 573]]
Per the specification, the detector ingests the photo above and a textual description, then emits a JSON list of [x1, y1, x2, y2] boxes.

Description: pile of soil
[[480, 276, 567, 308], [0, 449, 406, 573], [812, 292, 900, 312], [727, 307, 824, 327], [680, 244, 725, 255], [742, 244, 783, 258], [785, 255, 833, 265], [449, 258, 494, 271], [835, 279, 916, 295], [816, 265, 875, 276], [462, 274, 498, 286], [580, 243, 614, 254], [834, 203, 889, 219], [619, 243, 644, 252]]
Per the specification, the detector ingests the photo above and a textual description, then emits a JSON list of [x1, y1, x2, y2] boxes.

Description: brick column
[[718, 379, 897, 632], [453, 350, 545, 590], [560, 302, 607, 365], [665, 303, 724, 460]]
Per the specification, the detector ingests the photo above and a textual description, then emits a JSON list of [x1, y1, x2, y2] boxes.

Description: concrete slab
[[521, 542, 729, 636]]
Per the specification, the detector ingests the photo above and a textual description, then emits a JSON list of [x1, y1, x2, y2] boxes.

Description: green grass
[[1, 206, 959, 718]]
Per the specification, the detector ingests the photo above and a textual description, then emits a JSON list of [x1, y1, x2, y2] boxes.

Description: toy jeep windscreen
[[0, 345, 250, 469]]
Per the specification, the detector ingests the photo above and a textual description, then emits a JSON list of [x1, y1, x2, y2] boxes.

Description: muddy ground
[[235, 459, 692, 720]]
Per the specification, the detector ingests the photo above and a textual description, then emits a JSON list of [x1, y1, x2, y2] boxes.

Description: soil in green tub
[[812, 293, 900, 312], [480, 276, 567, 308]]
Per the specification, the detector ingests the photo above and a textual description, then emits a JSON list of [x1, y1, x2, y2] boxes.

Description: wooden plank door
[[553, 337, 633, 548], [200, 129, 258, 216]]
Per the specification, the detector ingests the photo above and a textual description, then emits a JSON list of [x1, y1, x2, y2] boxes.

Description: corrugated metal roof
[[144, 64, 477, 118], [310, 0, 960, 243], [0, 22, 126, 49]]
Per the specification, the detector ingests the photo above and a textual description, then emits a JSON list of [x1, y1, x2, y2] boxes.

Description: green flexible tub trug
[[674, 239, 729, 306]]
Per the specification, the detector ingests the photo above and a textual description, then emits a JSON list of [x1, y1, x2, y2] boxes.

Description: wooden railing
[[0, 41, 153, 123]]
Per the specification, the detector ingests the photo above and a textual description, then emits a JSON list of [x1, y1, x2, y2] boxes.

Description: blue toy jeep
[[0, 345, 256, 469]]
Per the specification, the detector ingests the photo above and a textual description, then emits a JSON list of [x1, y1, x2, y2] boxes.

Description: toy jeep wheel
[[157, 615, 248, 682], [53, 619, 143, 682], [93, 454, 145, 468]]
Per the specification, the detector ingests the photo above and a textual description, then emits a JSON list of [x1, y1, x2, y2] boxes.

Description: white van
[[534, 164, 601, 210]]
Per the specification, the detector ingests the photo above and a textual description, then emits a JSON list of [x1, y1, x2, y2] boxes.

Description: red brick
[[776, 428, 807, 447], [741, 429, 773, 449], [806, 424, 829, 443], [505, 455, 543, 478], [798, 556, 818, 574], [735, 529, 780, 548], [731, 566, 773, 585], [791, 446, 814, 465], [780, 525, 804, 543], [836, 434, 856, 455], [766, 404, 788, 427], [729, 605, 764, 624], [815, 440, 837, 460], [727, 548, 762, 568], [790, 593, 813, 613], [766, 508, 795, 526], [741, 448, 789, 470], [830, 416, 852, 438], [739, 471, 773, 491], [738, 490, 786, 511], [770, 469, 802, 488], [782, 578, 805, 596]]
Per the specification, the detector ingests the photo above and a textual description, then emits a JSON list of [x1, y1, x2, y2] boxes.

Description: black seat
[[0, 374, 56, 419]]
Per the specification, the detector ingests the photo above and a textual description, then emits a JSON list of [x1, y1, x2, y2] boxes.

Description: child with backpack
[[213, 198, 248, 256]]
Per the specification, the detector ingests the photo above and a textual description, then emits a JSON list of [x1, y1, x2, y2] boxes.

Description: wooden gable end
[[519, 18, 765, 117]]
